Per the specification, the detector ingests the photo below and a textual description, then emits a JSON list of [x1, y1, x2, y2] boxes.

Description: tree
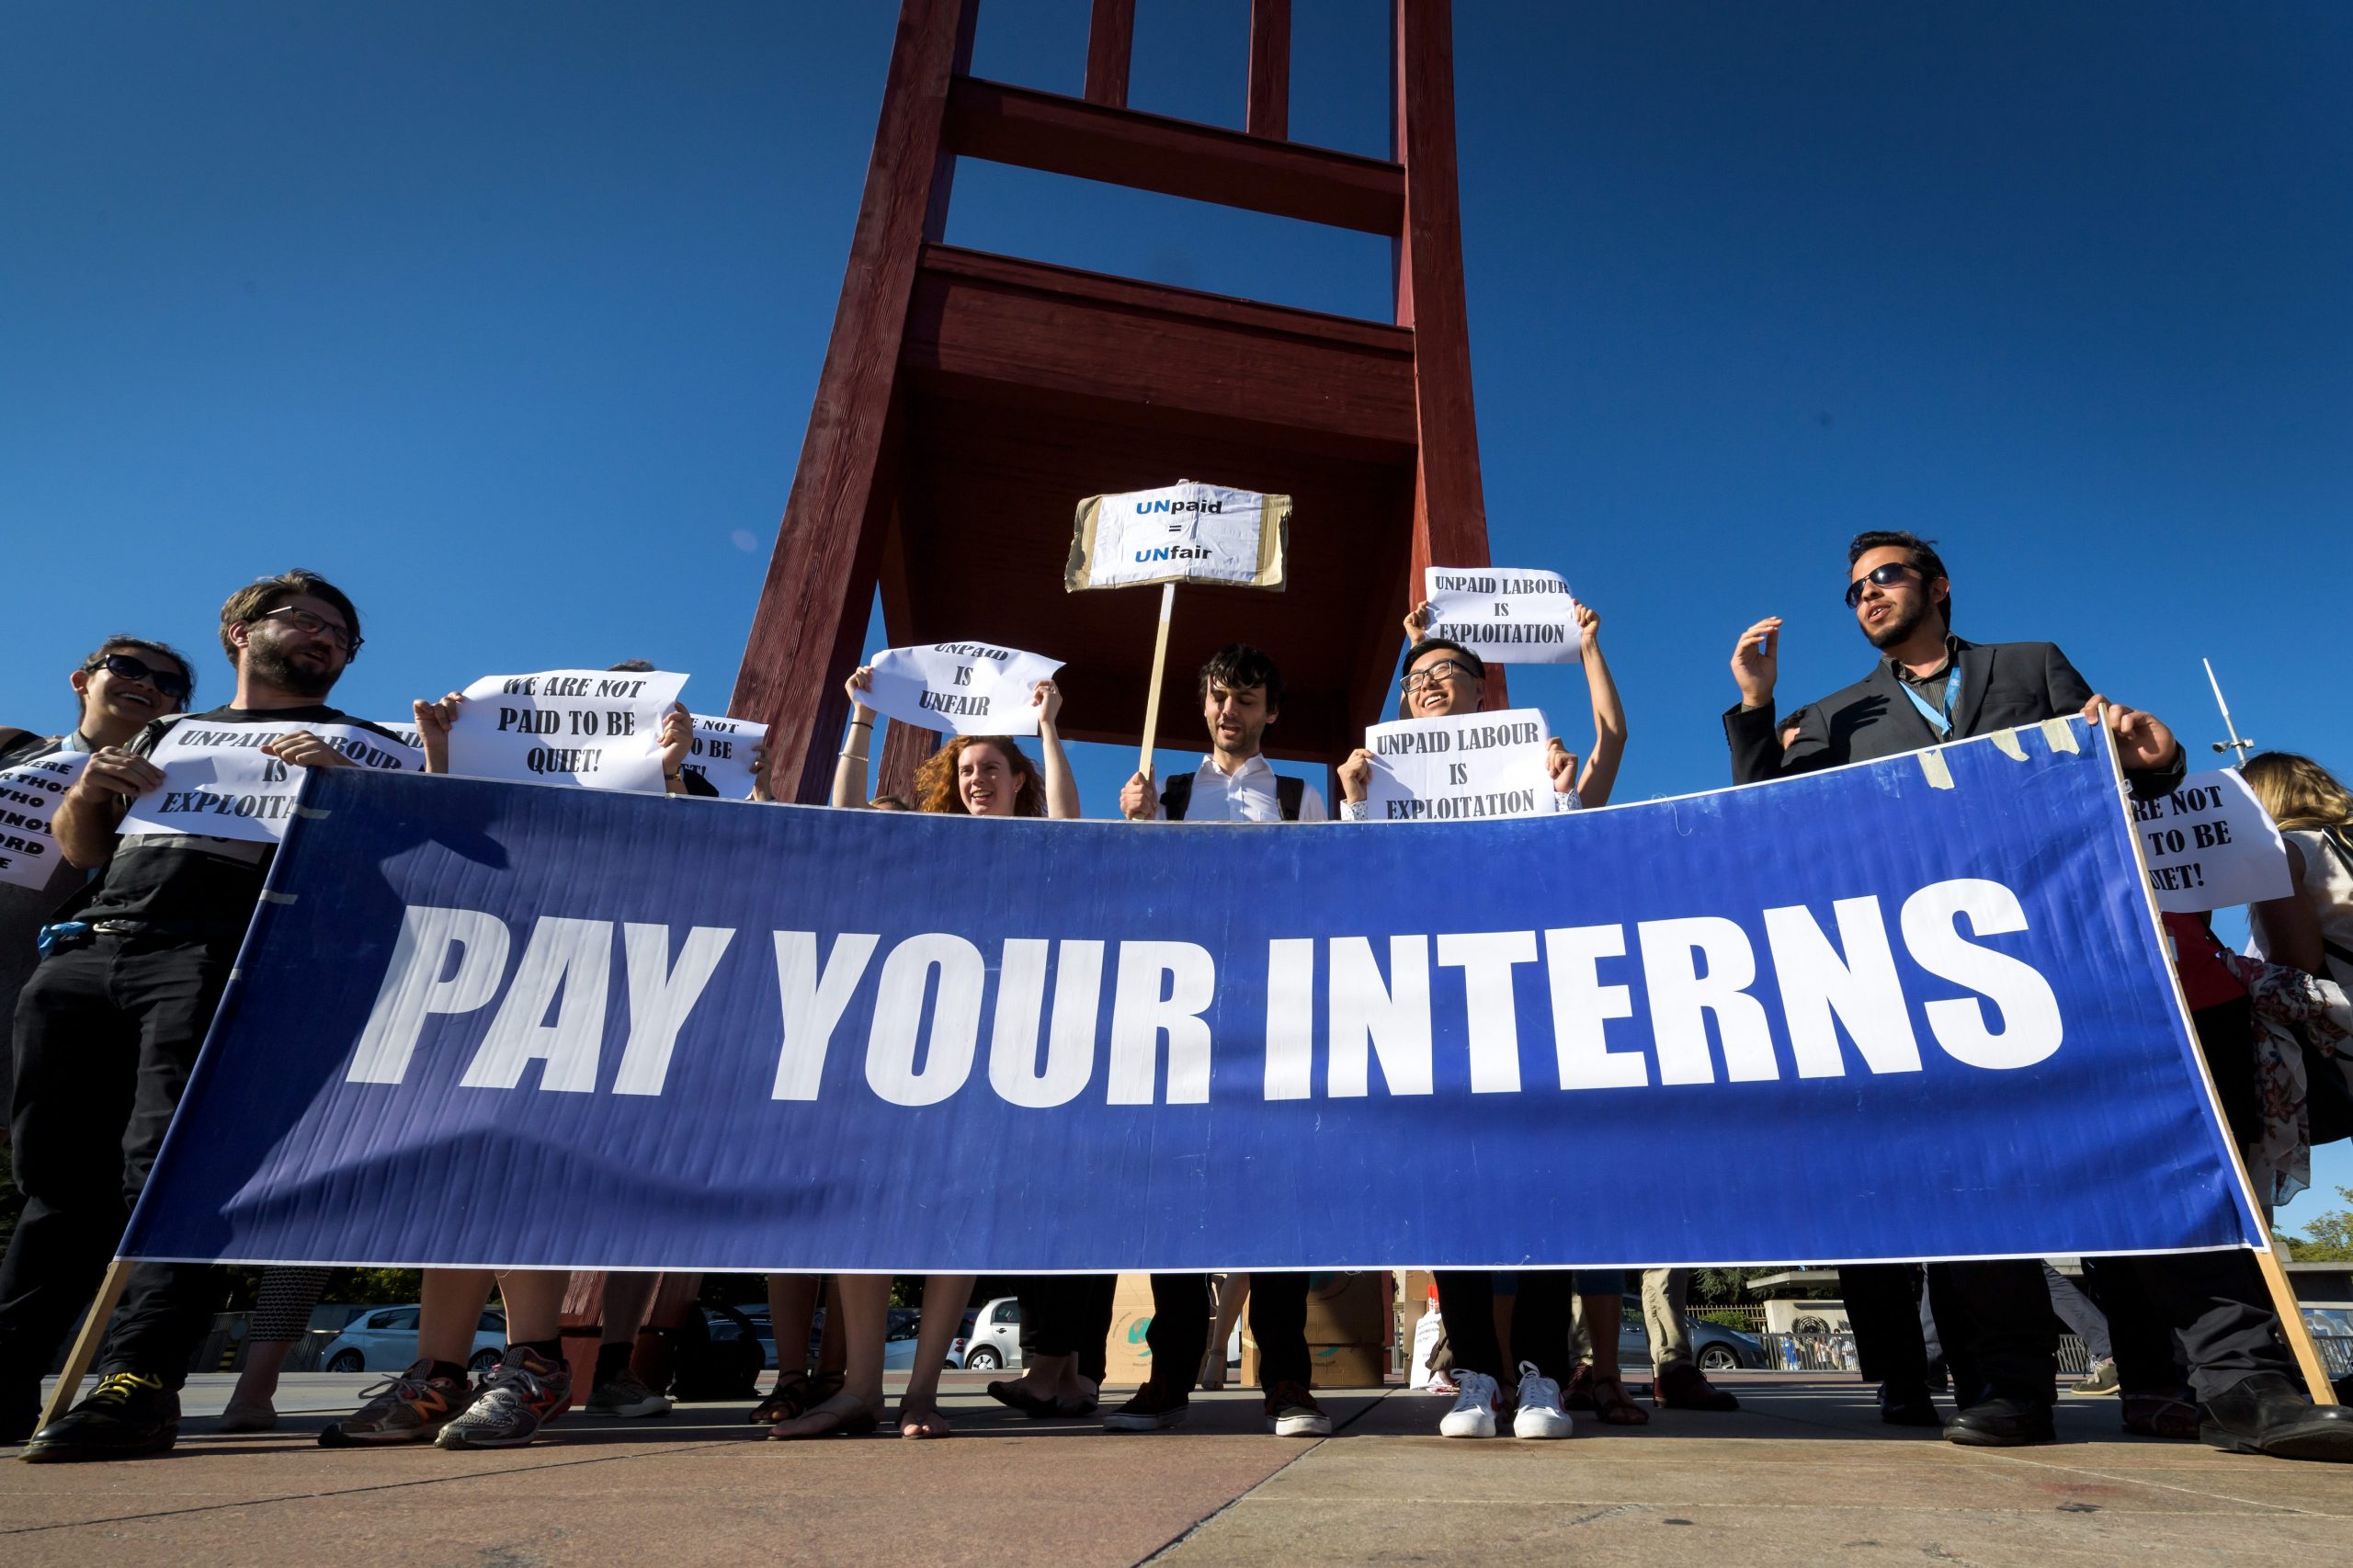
[[2286, 1187, 2353, 1262]]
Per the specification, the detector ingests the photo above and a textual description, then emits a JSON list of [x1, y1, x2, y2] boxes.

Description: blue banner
[[122, 717, 2266, 1270]]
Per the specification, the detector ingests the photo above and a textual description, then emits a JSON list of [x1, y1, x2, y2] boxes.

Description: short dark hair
[[608, 659, 656, 673], [1396, 638, 1484, 718], [1847, 530, 1951, 628], [218, 569, 362, 663], [1199, 643, 1283, 710], [78, 636, 195, 715]]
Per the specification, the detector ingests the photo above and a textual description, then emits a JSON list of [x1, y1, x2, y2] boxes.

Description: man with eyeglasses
[[1721, 531, 2353, 1464], [0, 639, 196, 1142], [3, 571, 403, 1460]]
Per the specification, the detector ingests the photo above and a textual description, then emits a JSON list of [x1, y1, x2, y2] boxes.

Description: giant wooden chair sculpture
[[733, 0, 1502, 801]]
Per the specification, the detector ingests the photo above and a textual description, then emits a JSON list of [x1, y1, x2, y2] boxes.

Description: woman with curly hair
[[766, 667, 1077, 1440]]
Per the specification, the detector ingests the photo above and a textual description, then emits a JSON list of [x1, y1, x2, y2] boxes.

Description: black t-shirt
[[67, 704, 402, 940]]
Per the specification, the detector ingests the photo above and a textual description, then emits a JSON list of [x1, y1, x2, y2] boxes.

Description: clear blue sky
[[6, 3, 2351, 1227]]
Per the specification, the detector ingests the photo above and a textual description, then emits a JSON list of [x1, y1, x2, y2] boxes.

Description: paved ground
[[6, 1371, 2348, 1565]]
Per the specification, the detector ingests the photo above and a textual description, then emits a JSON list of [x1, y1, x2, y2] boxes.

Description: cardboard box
[[1300, 1271, 1389, 1344], [1103, 1271, 1158, 1387], [1240, 1338, 1391, 1389]]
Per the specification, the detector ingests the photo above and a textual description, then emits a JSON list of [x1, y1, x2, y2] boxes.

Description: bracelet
[[848, 719, 873, 729], [838, 750, 867, 761], [664, 771, 683, 781]]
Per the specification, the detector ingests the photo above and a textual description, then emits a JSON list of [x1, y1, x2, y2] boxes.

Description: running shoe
[[1267, 1381, 1332, 1437], [1439, 1369, 1500, 1438], [319, 1359, 472, 1447], [585, 1369, 672, 1418], [435, 1347, 571, 1450], [1512, 1362, 1574, 1439]]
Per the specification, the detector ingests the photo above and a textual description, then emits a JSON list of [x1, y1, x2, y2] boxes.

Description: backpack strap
[[1159, 772, 1193, 823], [1277, 774, 1304, 822]]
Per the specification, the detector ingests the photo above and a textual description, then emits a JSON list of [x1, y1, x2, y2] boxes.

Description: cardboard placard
[[1422, 565, 1583, 664], [1065, 482, 1289, 593]]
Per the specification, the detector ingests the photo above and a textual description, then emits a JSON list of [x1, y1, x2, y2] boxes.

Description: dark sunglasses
[[1844, 562, 1923, 608], [88, 653, 192, 702]]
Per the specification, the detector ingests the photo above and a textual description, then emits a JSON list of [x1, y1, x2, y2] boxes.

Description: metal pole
[[2204, 657, 2253, 762]]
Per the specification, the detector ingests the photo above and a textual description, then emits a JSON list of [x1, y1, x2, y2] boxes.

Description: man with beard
[[4, 571, 400, 1460], [1108, 646, 1330, 1437], [1723, 532, 2353, 1463]]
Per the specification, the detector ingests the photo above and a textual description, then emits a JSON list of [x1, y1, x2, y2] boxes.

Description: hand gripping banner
[[121, 718, 2266, 1272]]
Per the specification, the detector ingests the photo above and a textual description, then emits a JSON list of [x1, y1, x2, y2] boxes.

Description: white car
[[319, 1305, 506, 1374], [958, 1296, 1023, 1370]]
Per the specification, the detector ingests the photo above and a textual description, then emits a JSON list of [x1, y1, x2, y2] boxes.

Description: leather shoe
[[1654, 1363, 1740, 1411], [19, 1372, 178, 1462], [1877, 1381, 1939, 1426], [2200, 1372, 2353, 1463], [1943, 1394, 2055, 1447]]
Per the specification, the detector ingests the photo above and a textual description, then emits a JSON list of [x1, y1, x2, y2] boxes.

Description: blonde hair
[[2242, 752, 2353, 832]]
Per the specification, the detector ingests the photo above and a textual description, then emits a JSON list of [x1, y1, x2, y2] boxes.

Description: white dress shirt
[[1156, 754, 1328, 823]]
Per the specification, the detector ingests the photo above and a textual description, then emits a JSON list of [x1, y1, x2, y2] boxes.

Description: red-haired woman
[[767, 668, 1077, 1440]]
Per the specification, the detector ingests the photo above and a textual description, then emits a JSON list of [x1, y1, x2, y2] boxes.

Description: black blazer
[[1722, 637, 2182, 795]]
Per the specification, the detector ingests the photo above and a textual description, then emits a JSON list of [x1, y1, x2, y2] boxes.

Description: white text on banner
[[1363, 708, 1556, 822], [864, 643, 1062, 737], [446, 670, 686, 794], [1423, 565, 1583, 664]]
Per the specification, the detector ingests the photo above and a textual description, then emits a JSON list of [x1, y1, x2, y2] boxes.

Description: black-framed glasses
[[1843, 562, 1923, 608], [1402, 657, 1482, 693], [257, 605, 363, 655], [86, 652, 192, 702]]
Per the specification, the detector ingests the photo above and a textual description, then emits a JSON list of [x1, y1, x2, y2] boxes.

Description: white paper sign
[[446, 669, 688, 794], [0, 749, 92, 890], [863, 642, 1063, 737], [1422, 566, 1583, 664], [122, 721, 416, 845], [1362, 708, 1556, 823], [1065, 482, 1290, 592], [681, 712, 767, 799], [2135, 768, 2292, 914], [370, 720, 427, 756]]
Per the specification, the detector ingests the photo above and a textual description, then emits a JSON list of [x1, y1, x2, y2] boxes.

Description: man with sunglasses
[[0, 640, 196, 1140], [1721, 532, 2353, 1463], [4, 571, 402, 1460]]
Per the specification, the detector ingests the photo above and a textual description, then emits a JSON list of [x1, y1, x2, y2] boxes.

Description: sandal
[[2121, 1392, 2200, 1440], [1561, 1364, 1597, 1412], [1589, 1374, 1652, 1426], [897, 1403, 953, 1439], [749, 1371, 842, 1426], [767, 1392, 880, 1439]]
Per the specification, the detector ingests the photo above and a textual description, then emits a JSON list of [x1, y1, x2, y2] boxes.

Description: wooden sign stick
[[40, 1256, 132, 1430], [1137, 581, 1176, 778], [2101, 706, 2337, 1403]]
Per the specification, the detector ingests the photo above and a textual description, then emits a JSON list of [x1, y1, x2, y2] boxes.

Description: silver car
[[959, 1296, 1023, 1370], [318, 1305, 506, 1374]]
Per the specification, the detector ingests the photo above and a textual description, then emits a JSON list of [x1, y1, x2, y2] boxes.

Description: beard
[[1862, 597, 1928, 650], [247, 629, 339, 698]]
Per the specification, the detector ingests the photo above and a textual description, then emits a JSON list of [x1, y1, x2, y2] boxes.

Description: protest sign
[[861, 643, 1062, 738], [1064, 481, 1290, 593], [120, 720, 417, 846], [682, 713, 767, 799], [2132, 768, 2291, 914], [445, 669, 687, 795], [124, 718, 2268, 1275], [370, 720, 427, 755], [1423, 565, 1583, 664], [1362, 708, 1558, 822], [0, 749, 91, 890]]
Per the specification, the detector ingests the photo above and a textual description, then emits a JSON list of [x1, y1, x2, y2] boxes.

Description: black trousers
[[1020, 1275, 1117, 1384], [1148, 1272, 1312, 1392], [0, 935, 233, 1403], [1432, 1270, 1575, 1382]]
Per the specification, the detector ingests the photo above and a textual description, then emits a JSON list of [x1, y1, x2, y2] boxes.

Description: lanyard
[[1900, 664, 1962, 737]]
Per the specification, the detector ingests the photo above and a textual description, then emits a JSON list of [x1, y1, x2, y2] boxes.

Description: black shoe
[[1877, 1381, 1939, 1426], [1944, 1394, 2055, 1447], [1923, 1358, 1950, 1394], [2199, 1372, 2353, 1463], [19, 1372, 179, 1462]]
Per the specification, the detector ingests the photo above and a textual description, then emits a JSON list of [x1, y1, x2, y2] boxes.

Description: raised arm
[[832, 666, 878, 809], [1572, 603, 1627, 808], [1031, 678, 1080, 820], [51, 749, 154, 868]]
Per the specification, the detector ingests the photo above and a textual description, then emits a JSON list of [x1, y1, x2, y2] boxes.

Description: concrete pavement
[[6, 1372, 2348, 1565]]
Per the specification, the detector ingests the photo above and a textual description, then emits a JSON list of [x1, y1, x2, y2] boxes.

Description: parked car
[[320, 1306, 506, 1374], [1618, 1295, 1768, 1371], [959, 1296, 1023, 1370], [733, 1302, 935, 1374]]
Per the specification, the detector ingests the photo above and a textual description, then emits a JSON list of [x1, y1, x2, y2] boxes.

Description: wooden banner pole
[[2099, 706, 2337, 1403], [40, 1256, 132, 1430], [1137, 581, 1176, 778]]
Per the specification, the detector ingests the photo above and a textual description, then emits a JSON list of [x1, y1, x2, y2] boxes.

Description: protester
[[5, 573, 397, 1460], [2243, 753, 2353, 988], [1109, 645, 1329, 1438], [1636, 1269, 1745, 1413], [0, 639, 193, 1137], [318, 674, 694, 1451], [217, 1267, 335, 1432], [1725, 530, 2353, 1460]]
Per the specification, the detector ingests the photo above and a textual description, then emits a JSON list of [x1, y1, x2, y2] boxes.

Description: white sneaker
[[1512, 1361, 1574, 1439], [1439, 1369, 1499, 1437]]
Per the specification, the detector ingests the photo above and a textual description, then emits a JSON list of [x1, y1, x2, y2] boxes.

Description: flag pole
[[1137, 581, 1176, 778], [2204, 657, 2254, 762]]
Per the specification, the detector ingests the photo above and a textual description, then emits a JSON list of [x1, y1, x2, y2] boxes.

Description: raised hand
[[1120, 768, 1156, 822], [1031, 678, 1063, 730], [1731, 617, 1781, 709], [1545, 739, 1582, 795], [1402, 600, 1435, 642], [658, 702, 694, 775], [1337, 747, 1374, 804], [2081, 695, 2181, 772]]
